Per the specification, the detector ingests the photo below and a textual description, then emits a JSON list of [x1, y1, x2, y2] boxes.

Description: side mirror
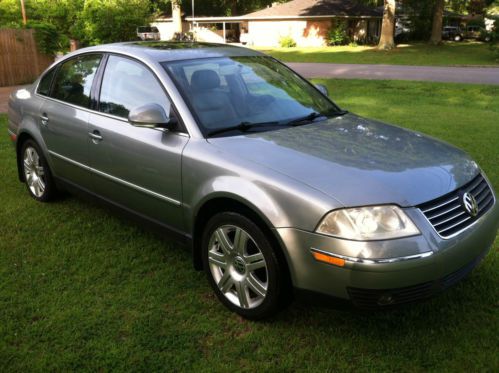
[[315, 84, 329, 97], [128, 103, 177, 130]]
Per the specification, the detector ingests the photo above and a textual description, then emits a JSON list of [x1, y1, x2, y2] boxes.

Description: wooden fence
[[0, 29, 54, 87]]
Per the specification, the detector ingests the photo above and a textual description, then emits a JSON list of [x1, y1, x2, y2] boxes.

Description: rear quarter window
[[37, 68, 57, 96]]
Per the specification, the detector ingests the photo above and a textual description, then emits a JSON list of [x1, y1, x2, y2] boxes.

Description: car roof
[[67, 41, 265, 63]]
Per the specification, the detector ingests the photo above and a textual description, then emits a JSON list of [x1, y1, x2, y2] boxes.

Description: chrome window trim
[[310, 247, 434, 265], [48, 150, 181, 206], [34, 52, 190, 136], [35, 94, 190, 137]]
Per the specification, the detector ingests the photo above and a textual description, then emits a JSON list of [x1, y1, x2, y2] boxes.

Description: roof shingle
[[244, 0, 381, 18]]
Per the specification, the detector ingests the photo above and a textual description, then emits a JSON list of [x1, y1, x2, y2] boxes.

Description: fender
[[16, 117, 55, 182], [189, 176, 289, 232]]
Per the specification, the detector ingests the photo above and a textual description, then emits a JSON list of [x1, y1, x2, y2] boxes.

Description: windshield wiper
[[286, 110, 348, 127], [206, 121, 280, 137], [286, 112, 324, 126]]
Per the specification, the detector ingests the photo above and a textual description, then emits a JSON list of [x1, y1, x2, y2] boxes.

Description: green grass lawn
[[258, 42, 499, 66], [1, 80, 498, 371]]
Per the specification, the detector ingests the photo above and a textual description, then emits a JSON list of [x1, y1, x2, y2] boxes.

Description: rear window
[[138, 27, 158, 33]]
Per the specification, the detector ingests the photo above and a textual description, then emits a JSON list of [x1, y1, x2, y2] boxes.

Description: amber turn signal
[[312, 250, 345, 267]]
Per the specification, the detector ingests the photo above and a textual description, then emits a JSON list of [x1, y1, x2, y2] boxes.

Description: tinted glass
[[52, 54, 102, 108], [138, 26, 158, 33], [37, 67, 56, 96], [99, 55, 171, 119], [163, 56, 339, 135]]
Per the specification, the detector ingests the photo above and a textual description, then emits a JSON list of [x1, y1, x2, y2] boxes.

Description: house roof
[[244, 0, 381, 19]]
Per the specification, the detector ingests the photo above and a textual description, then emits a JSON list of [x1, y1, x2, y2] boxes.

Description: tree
[[72, 0, 152, 45], [171, 0, 182, 33], [378, 0, 396, 50], [0, 0, 24, 26], [430, 0, 445, 44]]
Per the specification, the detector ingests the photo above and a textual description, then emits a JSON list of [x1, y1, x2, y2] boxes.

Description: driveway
[[287, 63, 499, 85], [1, 63, 498, 114]]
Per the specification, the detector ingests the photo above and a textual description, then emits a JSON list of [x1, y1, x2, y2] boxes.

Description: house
[[241, 0, 382, 47], [152, 0, 382, 47]]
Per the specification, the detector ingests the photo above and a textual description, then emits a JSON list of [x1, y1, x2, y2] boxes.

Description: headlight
[[316, 205, 420, 240]]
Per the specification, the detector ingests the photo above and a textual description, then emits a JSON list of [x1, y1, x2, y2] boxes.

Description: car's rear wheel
[[21, 140, 57, 202], [202, 212, 288, 319]]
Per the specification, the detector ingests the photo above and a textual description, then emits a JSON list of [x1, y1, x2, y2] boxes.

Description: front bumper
[[275, 202, 499, 306]]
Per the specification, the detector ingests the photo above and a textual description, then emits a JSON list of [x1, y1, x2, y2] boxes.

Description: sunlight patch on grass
[[257, 42, 499, 66]]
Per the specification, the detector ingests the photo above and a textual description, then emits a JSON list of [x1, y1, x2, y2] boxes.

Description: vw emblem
[[462, 192, 479, 217], [233, 257, 246, 275]]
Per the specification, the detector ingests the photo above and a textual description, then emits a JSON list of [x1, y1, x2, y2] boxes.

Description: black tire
[[21, 140, 58, 202], [202, 211, 289, 320]]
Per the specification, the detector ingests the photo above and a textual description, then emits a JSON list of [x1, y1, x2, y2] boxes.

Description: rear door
[[38, 54, 102, 188], [87, 55, 188, 231]]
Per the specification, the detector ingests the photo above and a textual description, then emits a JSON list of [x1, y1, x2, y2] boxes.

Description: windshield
[[162, 56, 341, 136]]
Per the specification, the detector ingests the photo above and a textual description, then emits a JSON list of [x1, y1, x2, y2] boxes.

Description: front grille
[[347, 251, 485, 308], [418, 174, 495, 238]]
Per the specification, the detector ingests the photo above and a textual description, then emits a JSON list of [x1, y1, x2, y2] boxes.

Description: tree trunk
[[230, 0, 238, 16], [172, 0, 182, 33], [430, 0, 445, 45], [378, 0, 396, 50]]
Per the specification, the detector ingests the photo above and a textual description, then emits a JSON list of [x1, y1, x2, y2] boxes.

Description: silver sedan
[[7, 42, 499, 319]]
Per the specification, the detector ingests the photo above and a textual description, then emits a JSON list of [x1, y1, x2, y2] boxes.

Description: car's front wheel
[[202, 212, 288, 319], [21, 140, 57, 202]]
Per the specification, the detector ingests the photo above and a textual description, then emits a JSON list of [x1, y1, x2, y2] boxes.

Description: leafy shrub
[[327, 21, 350, 46], [26, 21, 63, 55], [279, 35, 296, 48], [349, 41, 359, 47]]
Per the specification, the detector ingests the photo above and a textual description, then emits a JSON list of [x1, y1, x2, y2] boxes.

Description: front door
[[87, 55, 188, 232]]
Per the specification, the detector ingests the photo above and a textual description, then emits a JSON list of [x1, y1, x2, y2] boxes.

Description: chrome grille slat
[[426, 204, 460, 220], [472, 182, 488, 198], [478, 193, 493, 208], [438, 216, 472, 234], [477, 189, 492, 205], [418, 174, 495, 239], [467, 175, 484, 193], [421, 196, 459, 214], [433, 210, 466, 227]]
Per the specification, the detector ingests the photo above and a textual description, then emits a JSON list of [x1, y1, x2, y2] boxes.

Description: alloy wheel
[[207, 225, 268, 309], [23, 146, 46, 198]]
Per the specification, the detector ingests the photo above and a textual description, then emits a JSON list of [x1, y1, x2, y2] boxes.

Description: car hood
[[208, 114, 479, 207]]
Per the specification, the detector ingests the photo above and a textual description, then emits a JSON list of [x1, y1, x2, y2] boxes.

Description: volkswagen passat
[[7, 42, 498, 319]]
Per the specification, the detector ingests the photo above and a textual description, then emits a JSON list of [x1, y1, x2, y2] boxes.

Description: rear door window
[[51, 54, 102, 108]]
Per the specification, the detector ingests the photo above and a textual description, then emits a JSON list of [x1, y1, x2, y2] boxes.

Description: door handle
[[88, 131, 103, 142], [40, 113, 49, 126]]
